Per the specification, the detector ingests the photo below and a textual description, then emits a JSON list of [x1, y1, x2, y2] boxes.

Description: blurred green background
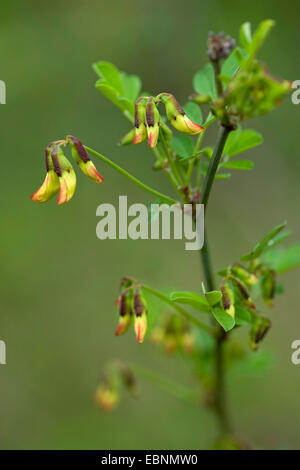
[[0, 0, 300, 450]]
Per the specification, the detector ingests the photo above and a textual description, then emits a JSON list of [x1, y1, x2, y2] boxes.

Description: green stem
[[132, 364, 198, 405], [159, 131, 183, 185], [85, 145, 177, 206], [212, 60, 223, 97], [201, 126, 231, 208], [200, 123, 233, 437], [141, 284, 213, 335]]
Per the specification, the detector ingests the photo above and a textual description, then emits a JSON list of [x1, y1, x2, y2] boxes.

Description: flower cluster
[[151, 312, 195, 354], [115, 277, 148, 344], [120, 93, 204, 148], [94, 361, 137, 412], [31, 135, 103, 205]]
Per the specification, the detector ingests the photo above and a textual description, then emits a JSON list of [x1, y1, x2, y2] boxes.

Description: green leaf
[[222, 48, 246, 78], [212, 307, 235, 332], [235, 305, 252, 325], [205, 290, 222, 306], [120, 72, 142, 103], [170, 291, 211, 313], [95, 80, 134, 115], [193, 63, 217, 100], [224, 128, 263, 158], [183, 102, 203, 125], [222, 159, 254, 170], [264, 230, 291, 250], [93, 61, 124, 94], [263, 244, 300, 273], [215, 173, 231, 179], [250, 19, 275, 57], [239, 22, 252, 52], [241, 222, 287, 261], [93, 61, 142, 116], [172, 135, 194, 158]]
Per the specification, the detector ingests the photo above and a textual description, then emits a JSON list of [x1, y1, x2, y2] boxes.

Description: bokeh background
[[0, 0, 300, 450]]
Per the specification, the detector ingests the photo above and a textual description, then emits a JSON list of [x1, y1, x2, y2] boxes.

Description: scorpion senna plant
[[31, 20, 300, 449]]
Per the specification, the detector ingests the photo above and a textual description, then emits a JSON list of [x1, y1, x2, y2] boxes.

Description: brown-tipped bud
[[249, 315, 271, 351], [161, 94, 205, 135], [207, 31, 235, 62], [30, 143, 60, 203], [221, 283, 235, 318], [133, 288, 147, 344], [133, 101, 147, 144], [146, 98, 160, 148], [115, 291, 133, 337], [119, 128, 136, 146], [51, 145, 77, 205], [231, 264, 258, 287], [67, 135, 104, 183]]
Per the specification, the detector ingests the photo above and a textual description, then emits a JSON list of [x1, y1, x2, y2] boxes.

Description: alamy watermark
[[96, 196, 204, 251], [291, 80, 300, 104], [0, 80, 6, 104], [291, 340, 300, 365], [0, 340, 6, 365]]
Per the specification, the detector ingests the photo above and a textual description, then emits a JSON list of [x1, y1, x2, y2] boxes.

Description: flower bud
[[133, 288, 147, 343], [94, 384, 119, 412], [231, 264, 258, 287], [161, 94, 204, 135], [249, 315, 271, 351], [115, 291, 133, 336], [133, 101, 147, 144], [30, 144, 60, 203], [52, 145, 77, 205], [146, 98, 160, 148], [221, 283, 235, 318], [119, 128, 136, 146], [66, 135, 104, 183], [207, 31, 235, 62]]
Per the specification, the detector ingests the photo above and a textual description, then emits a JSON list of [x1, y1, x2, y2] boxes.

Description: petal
[[30, 171, 60, 203], [57, 168, 77, 205], [79, 160, 104, 183]]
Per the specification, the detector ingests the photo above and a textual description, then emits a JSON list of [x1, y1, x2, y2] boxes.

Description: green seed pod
[[230, 276, 256, 309], [249, 315, 271, 351], [260, 269, 276, 306]]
